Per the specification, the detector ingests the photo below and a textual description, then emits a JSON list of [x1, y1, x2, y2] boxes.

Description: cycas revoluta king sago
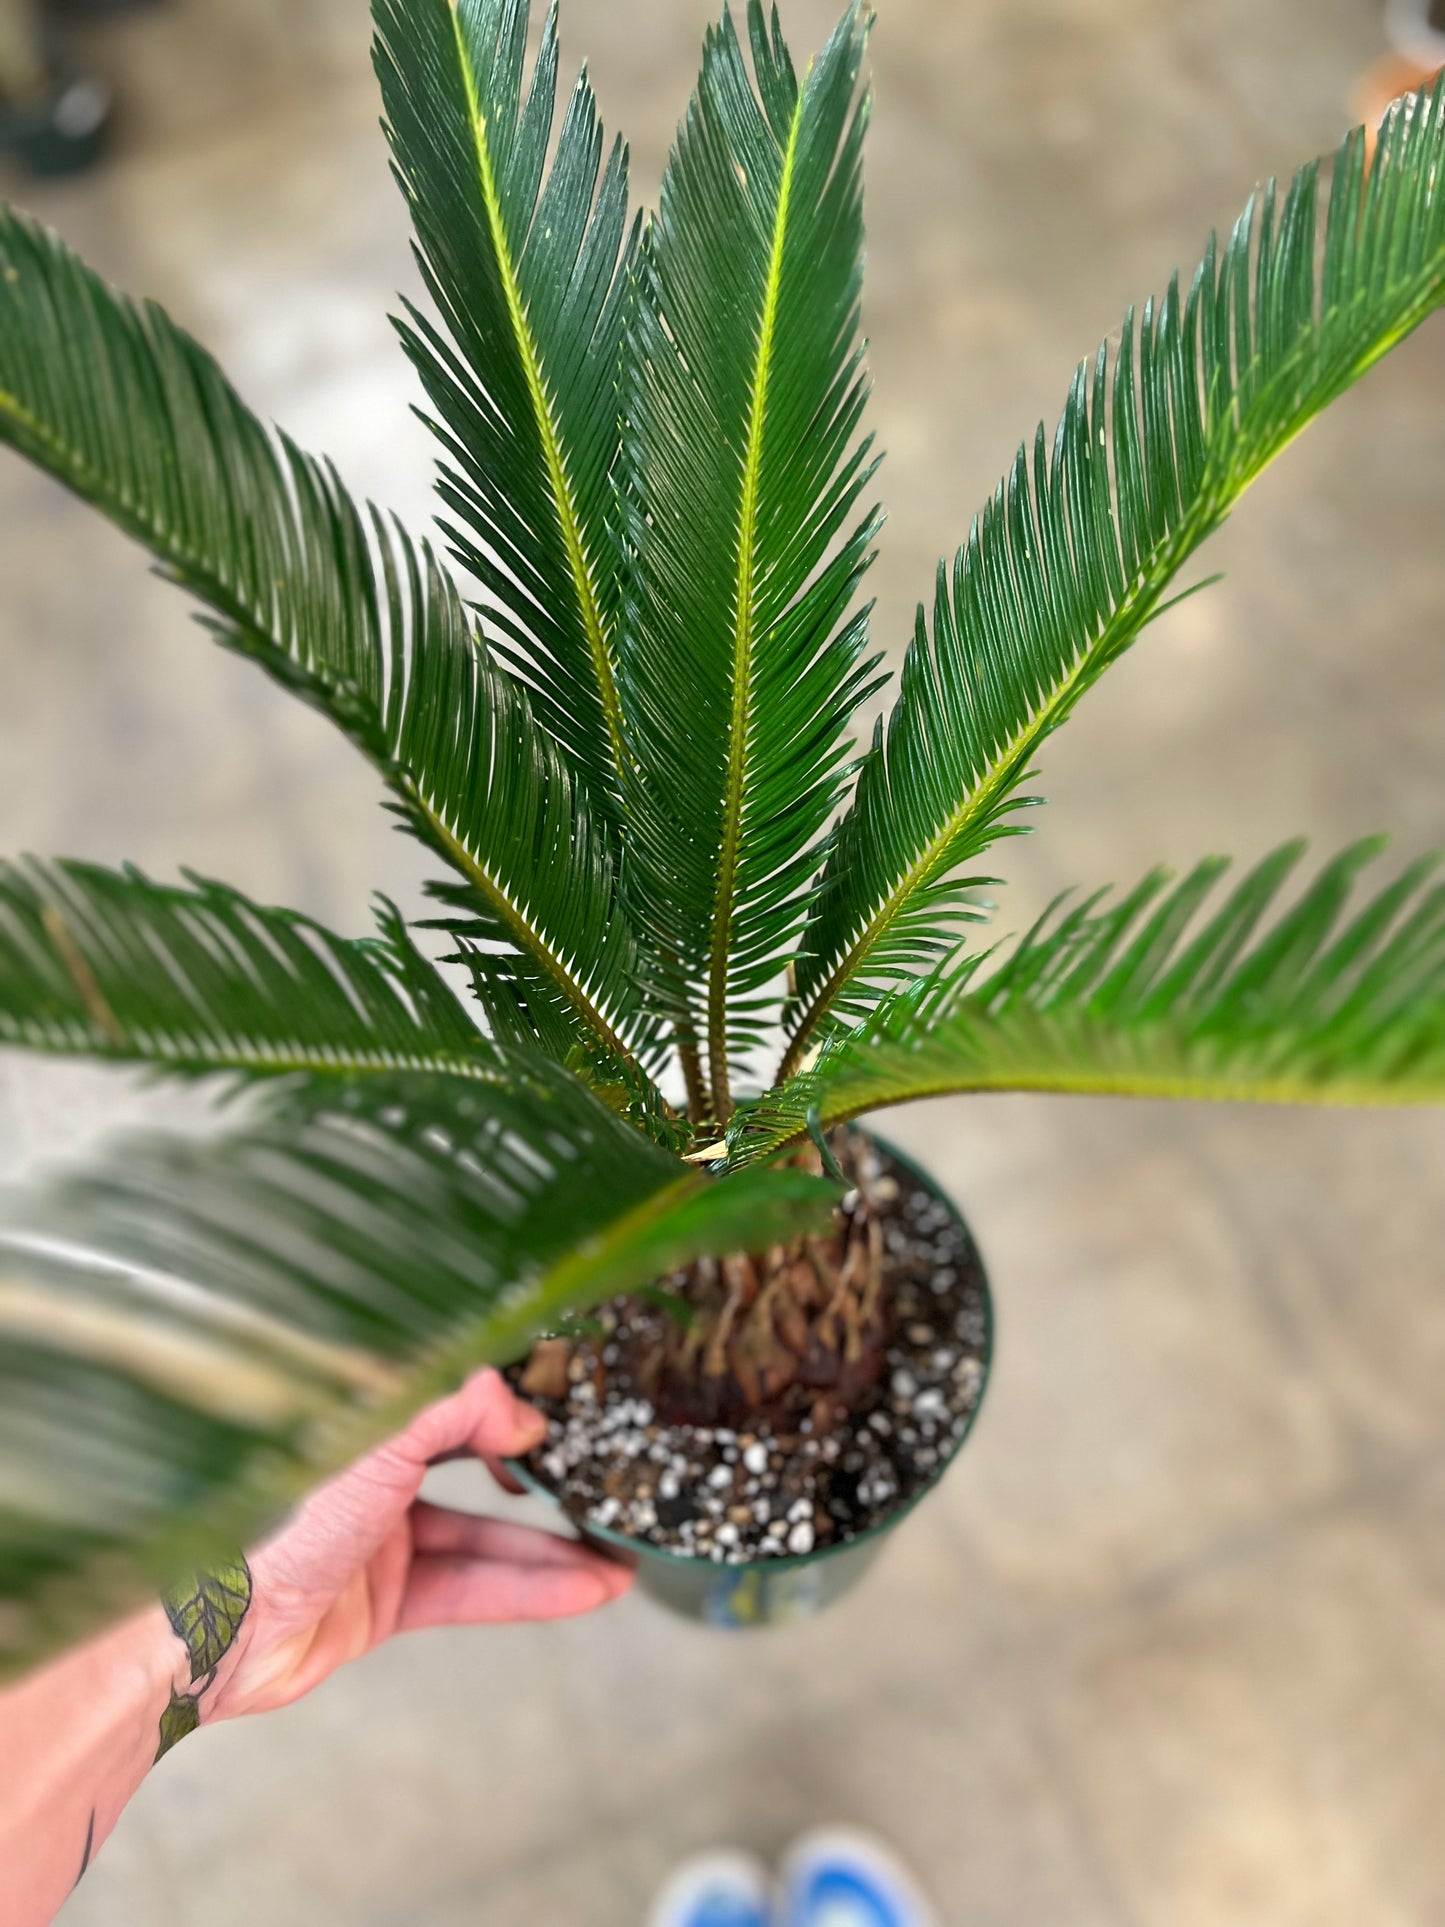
[[1, 0, 1443, 1659]]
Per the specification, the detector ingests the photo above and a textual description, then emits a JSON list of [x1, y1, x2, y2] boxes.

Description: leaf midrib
[[705, 86, 807, 1122], [756, 1062, 1445, 1157], [0, 1012, 502, 1082], [450, 10, 628, 793], [405, 782, 635, 1065]]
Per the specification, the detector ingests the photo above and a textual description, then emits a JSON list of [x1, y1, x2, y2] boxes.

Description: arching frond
[[375, 0, 636, 805], [0, 204, 650, 1077], [0, 1068, 839, 1677], [783, 79, 1445, 1072], [0, 858, 488, 1082], [619, 0, 882, 1117], [740, 841, 1445, 1158]]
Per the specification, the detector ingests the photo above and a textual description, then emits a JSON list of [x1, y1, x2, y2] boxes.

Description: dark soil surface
[[509, 1143, 990, 1564]]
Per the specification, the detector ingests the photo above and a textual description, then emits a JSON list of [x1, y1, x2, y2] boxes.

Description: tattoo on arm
[[154, 1557, 253, 1763]]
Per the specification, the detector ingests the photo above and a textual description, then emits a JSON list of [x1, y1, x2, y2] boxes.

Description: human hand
[[204, 1369, 629, 1722]]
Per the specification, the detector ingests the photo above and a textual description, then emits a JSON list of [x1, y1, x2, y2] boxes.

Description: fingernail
[[518, 1406, 548, 1448], [598, 1559, 633, 1598]]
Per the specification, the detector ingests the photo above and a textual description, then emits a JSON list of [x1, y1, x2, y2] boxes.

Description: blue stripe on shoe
[[787, 1864, 915, 1927], [675, 1895, 769, 1927]]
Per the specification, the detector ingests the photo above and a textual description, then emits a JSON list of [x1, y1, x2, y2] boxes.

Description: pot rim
[[507, 1130, 994, 1575]]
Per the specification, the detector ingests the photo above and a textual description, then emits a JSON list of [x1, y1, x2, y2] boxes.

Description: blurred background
[[3, 0, 1445, 1922]]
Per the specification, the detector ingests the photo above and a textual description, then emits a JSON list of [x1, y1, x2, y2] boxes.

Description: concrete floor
[[2, 0, 1445, 1921]]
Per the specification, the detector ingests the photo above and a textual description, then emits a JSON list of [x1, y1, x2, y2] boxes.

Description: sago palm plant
[[2, 0, 1444, 1666]]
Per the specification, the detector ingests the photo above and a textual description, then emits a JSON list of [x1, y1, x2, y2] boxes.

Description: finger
[[392, 1370, 547, 1472], [410, 1502, 632, 1582], [396, 1552, 627, 1630], [312, 1375, 547, 1542]]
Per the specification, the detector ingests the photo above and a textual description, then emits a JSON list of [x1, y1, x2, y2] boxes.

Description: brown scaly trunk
[[524, 1131, 893, 1431]]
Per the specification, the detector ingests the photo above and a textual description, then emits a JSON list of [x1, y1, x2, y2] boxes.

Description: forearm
[[0, 1607, 180, 1927], [0, 1373, 619, 1927]]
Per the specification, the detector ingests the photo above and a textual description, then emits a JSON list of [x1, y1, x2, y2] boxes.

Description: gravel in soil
[[509, 1143, 990, 1564]]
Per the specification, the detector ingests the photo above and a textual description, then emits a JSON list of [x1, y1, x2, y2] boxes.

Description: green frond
[[393, 635, 650, 1070], [375, 0, 636, 805], [782, 79, 1445, 1073], [444, 936, 678, 1138], [0, 1067, 839, 1677], [0, 203, 652, 1077], [619, 0, 882, 1117], [0, 857, 491, 1083], [739, 840, 1445, 1158]]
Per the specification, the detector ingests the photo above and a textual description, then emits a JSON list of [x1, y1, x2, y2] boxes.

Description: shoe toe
[[778, 1828, 937, 1927], [647, 1848, 772, 1927]]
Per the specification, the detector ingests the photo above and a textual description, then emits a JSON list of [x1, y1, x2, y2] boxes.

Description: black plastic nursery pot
[[511, 1136, 994, 1628]]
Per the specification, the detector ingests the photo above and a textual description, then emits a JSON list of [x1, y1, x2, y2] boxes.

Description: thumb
[[393, 1369, 548, 1469]]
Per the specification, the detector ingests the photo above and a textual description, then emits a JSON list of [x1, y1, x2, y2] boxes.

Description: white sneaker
[[777, 1829, 938, 1927], [647, 1848, 773, 1927]]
